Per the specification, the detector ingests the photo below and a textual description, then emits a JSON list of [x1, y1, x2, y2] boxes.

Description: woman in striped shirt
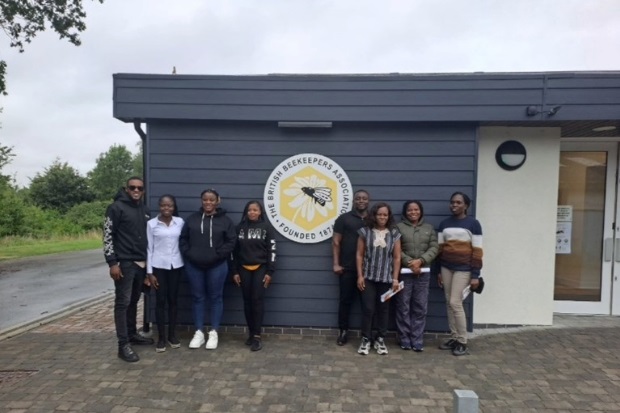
[[436, 192, 483, 357], [356, 202, 401, 356]]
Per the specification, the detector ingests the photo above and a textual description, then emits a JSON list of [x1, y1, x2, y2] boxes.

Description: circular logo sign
[[264, 154, 353, 243]]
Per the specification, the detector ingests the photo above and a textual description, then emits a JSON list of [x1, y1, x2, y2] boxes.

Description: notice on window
[[556, 222, 572, 254], [557, 205, 573, 222]]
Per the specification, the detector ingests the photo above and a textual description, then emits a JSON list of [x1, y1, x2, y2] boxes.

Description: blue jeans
[[114, 261, 145, 346], [184, 260, 228, 331], [395, 272, 430, 348]]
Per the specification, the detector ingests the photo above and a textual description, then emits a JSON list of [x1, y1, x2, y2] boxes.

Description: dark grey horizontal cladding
[[151, 183, 471, 203], [117, 102, 536, 122], [115, 72, 620, 122], [117, 87, 542, 106], [169, 282, 469, 331], [148, 121, 476, 331], [149, 120, 475, 141], [149, 139, 474, 156], [115, 73, 545, 91], [151, 169, 474, 186], [151, 154, 474, 171]]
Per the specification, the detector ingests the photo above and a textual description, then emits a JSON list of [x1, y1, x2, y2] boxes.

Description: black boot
[[337, 330, 348, 346], [118, 344, 139, 362], [168, 325, 180, 349], [129, 334, 154, 345]]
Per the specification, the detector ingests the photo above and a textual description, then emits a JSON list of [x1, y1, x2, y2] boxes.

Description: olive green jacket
[[396, 218, 438, 268]]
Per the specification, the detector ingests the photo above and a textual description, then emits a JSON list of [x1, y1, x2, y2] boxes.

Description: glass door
[[554, 142, 620, 315]]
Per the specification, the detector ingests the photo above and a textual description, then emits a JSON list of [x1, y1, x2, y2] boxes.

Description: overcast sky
[[1, 0, 619, 186]]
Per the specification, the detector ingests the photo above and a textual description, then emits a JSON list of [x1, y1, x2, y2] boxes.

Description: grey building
[[113, 72, 620, 331]]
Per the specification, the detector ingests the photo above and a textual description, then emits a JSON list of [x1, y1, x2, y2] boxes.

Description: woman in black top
[[232, 200, 277, 351]]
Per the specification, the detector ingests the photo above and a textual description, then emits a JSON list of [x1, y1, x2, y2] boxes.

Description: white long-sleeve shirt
[[146, 215, 184, 273]]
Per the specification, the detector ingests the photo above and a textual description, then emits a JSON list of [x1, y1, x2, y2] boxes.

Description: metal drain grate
[[0, 370, 39, 386]]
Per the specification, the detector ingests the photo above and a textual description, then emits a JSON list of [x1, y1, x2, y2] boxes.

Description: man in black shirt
[[332, 190, 370, 345]]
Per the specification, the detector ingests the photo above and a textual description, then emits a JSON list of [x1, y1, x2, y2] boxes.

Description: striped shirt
[[437, 216, 483, 278], [358, 227, 401, 283]]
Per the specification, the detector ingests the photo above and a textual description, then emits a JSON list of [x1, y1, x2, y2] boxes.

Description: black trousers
[[153, 266, 182, 340], [360, 279, 390, 339], [239, 265, 268, 336], [338, 270, 359, 331], [114, 261, 145, 347]]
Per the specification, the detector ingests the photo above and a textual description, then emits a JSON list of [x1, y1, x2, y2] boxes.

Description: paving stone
[[1, 300, 620, 412]]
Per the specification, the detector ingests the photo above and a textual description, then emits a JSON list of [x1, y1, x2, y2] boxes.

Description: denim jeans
[[395, 272, 430, 348], [239, 264, 268, 336], [153, 266, 182, 340], [360, 279, 390, 339], [338, 270, 359, 331], [114, 261, 145, 346], [185, 260, 228, 331]]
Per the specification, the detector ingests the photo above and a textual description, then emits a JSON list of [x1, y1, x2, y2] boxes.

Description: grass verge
[[0, 231, 102, 261]]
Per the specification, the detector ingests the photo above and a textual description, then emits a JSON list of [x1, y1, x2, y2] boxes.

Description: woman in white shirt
[[146, 194, 184, 353]]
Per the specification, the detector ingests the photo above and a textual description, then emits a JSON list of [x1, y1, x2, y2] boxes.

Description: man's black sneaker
[[118, 344, 139, 362], [438, 338, 458, 350], [130, 334, 154, 345], [452, 343, 468, 356], [250, 337, 263, 352], [168, 336, 181, 349], [337, 330, 348, 346]]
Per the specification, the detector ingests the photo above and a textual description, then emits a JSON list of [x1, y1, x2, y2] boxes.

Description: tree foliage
[[65, 200, 108, 230], [132, 141, 143, 178], [0, 0, 104, 95], [88, 144, 135, 201], [29, 158, 94, 213], [0, 142, 15, 187]]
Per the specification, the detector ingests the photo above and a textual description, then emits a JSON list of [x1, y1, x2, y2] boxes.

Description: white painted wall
[[475, 127, 561, 325]]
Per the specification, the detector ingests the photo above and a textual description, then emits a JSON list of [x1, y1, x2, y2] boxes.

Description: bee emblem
[[301, 187, 332, 206]]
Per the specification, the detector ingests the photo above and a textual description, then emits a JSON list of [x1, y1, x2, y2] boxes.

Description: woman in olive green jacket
[[395, 200, 438, 351]]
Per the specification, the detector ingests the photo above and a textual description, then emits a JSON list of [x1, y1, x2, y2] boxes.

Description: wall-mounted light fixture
[[278, 121, 333, 128], [496, 140, 527, 171], [592, 126, 617, 132], [525, 105, 562, 117]]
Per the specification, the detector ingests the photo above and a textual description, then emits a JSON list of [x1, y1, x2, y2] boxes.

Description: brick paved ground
[[1, 299, 619, 413]]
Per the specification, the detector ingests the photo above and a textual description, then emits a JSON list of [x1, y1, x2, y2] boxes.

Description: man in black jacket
[[103, 177, 153, 362]]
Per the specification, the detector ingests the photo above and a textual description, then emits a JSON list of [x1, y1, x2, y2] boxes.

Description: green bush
[[65, 201, 109, 231], [0, 187, 27, 236]]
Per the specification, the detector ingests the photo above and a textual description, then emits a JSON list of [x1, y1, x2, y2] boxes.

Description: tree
[[29, 158, 94, 213], [132, 140, 143, 178], [0, 142, 15, 187], [0, 0, 104, 95], [88, 144, 135, 201]]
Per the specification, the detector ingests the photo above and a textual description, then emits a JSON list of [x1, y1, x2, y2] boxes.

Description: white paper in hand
[[462, 286, 471, 300], [381, 281, 405, 302]]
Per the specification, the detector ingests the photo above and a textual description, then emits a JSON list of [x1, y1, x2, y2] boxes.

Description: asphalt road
[[0, 249, 112, 332]]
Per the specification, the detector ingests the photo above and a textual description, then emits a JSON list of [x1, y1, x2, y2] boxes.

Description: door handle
[[604, 238, 613, 261]]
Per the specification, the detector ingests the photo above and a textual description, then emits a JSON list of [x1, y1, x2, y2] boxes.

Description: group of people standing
[[104, 179, 276, 362], [104, 177, 482, 363], [333, 190, 483, 357]]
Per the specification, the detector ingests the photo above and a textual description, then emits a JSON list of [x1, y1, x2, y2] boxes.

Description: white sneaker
[[189, 330, 205, 349], [206, 330, 218, 350], [357, 337, 370, 355], [374, 337, 388, 355]]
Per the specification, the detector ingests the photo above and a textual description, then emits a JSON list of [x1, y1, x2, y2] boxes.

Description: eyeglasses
[[128, 185, 144, 192]]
